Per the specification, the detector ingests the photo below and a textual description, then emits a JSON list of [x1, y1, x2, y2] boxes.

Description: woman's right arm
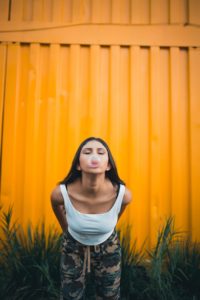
[[50, 186, 68, 232]]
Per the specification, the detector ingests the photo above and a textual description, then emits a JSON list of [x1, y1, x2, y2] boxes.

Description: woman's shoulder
[[122, 186, 132, 205], [50, 185, 64, 204]]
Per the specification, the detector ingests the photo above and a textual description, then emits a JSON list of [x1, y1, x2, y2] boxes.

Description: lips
[[88, 161, 99, 168]]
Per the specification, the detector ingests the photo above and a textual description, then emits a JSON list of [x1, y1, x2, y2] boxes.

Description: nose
[[90, 155, 100, 163]]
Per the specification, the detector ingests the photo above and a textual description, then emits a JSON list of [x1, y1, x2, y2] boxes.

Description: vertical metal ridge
[[187, 47, 192, 241], [0, 44, 8, 197]]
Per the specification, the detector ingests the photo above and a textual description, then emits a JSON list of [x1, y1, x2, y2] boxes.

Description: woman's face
[[77, 140, 111, 174]]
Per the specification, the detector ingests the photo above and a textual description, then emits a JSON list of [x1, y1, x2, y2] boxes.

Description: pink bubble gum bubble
[[88, 155, 101, 166]]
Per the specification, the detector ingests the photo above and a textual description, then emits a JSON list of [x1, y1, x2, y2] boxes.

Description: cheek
[[79, 156, 87, 165], [101, 156, 109, 164]]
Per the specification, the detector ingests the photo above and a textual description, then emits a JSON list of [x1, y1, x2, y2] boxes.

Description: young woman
[[51, 137, 132, 300]]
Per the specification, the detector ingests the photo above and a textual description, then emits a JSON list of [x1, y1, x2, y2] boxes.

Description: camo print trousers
[[60, 229, 121, 300]]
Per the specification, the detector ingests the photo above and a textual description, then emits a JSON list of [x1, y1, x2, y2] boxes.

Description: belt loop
[[94, 245, 100, 253]]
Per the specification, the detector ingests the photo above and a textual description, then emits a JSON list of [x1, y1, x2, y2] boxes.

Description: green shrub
[[167, 237, 200, 300], [120, 226, 148, 300], [119, 217, 200, 300], [0, 207, 199, 300], [0, 206, 62, 300]]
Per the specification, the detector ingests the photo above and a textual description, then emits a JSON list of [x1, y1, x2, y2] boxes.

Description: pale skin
[[51, 140, 132, 232]]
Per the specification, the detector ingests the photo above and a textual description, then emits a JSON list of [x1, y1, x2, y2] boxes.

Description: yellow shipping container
[[0, 0, 200, 248]]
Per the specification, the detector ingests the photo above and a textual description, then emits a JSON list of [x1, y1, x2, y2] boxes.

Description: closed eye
[[81, 147, 106, 155]]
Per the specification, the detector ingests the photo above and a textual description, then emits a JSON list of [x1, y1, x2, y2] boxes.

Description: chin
[[84, 169, 105, 174]]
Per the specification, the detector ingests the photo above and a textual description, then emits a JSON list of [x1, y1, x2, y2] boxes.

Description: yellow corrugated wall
[[0, 0, 200, 248]]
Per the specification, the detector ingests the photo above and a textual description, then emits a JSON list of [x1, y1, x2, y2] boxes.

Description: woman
[[51, 137, 132, 300]]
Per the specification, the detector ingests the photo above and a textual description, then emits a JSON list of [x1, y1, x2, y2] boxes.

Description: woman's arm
[[50, 186, 68, 232], [118, 187, 132, 219]]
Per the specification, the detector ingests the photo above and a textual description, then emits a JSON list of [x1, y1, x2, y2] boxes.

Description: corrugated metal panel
[[0, 0, 200, 248], [0, 0, 199, 25], [189, 47, 200, 242]]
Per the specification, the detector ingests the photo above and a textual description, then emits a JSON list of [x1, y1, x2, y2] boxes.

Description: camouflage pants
[[60, 229, 121, 300]]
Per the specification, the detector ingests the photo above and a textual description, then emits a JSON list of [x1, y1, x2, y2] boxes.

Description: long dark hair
[[59, 137, 125, 186]]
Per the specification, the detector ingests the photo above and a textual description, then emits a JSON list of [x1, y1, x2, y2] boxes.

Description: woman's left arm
[[118, 187, 132, 219]]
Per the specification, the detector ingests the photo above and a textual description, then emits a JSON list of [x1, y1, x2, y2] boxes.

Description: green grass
[[119, 217, 200, 300], [0, 207, 199, 300], [0, 206, 62, 300]]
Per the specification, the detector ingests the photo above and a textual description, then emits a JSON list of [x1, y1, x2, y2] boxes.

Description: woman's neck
[[80, 173, 107, 195]]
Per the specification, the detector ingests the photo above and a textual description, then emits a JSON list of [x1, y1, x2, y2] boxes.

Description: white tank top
[[60, 183, 126, 245]]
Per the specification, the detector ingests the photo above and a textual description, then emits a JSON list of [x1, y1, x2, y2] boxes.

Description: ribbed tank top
[[60, 184, 126, 245]]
